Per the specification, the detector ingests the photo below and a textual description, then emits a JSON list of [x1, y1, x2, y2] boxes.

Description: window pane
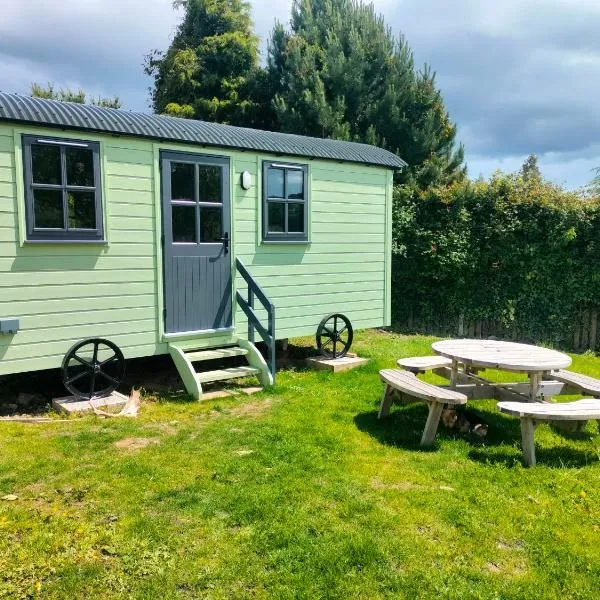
[[267, 201, 285, 233], [67, 191, 96, 229], [33, 189, 63, 228], [66, 147, 94, 187], [267, 168, 284, 198], [199, 166, 221, 203], [32, 144, 61, 185], [287, 170, 304, 199], [288, 203, 305, 233], [172, 204, 196, 242], [200, 206, 222, 242], [171, 162, 195, 202]]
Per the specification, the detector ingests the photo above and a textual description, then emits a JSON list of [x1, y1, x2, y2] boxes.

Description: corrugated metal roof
[[0, 92, 406, 169]]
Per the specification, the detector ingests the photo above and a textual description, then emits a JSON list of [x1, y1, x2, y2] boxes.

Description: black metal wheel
[[61, 338, 125, 400], [316, 313, 354, 359]]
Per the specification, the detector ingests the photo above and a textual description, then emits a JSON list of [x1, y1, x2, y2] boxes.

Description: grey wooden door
[[161, 151, 232, 334]]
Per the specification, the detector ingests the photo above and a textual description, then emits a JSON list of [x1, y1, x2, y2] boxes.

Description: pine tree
[[145, 0, 264, 125], [267, 0, 465, 187]]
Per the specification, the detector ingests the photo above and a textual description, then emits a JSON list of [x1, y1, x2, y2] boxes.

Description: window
[[263, 161, 308, 242], [22, 135, 103, 241]]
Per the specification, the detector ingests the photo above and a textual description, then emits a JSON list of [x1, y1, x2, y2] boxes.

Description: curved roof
[[0, 92, 406, 170]]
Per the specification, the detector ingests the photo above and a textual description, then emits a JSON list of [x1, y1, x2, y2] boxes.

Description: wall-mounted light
[[241, 170, 252, 190]]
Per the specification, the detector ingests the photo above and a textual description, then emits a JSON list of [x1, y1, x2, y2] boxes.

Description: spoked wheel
[[316, 314, 354, 359], [61, 338, 125, 400]]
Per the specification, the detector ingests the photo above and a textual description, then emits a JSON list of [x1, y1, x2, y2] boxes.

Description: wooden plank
[[548, 370, 600, 396], [397, 356, 453, 373], [421, 402, 444, 447], [498, 399, 600, 420], [520, 419, 537, 467], [379, 369, 467, 403]]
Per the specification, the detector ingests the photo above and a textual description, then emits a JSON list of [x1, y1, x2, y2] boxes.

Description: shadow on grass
[[355, 402, 599, 468]]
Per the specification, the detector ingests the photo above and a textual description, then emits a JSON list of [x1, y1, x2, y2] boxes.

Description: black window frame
[[262, 161, 309, 242], [22, 135, 104, 242]]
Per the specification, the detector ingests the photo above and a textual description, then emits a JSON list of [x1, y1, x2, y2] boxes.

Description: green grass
[[1, 330, 600, 599]]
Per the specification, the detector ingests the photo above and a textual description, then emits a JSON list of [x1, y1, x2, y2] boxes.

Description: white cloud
[[1, 0, 599, 188]]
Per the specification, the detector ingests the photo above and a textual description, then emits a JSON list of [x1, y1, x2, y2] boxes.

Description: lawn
[[0, 330, 599, 599]]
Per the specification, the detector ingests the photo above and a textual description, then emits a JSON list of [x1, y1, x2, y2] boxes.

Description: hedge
[[391, 173, 600, 350]]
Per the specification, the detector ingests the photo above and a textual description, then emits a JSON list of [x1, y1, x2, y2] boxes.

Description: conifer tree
[[268, 0, 465, 187], [145, 0, 264, 126]]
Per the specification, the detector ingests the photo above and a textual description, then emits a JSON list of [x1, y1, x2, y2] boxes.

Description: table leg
[[450, 359, 459, 389], [528, 372, 542, 403], [520, 418, 537, 467]]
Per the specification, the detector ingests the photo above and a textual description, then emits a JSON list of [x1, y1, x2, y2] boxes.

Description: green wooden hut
[[0, 92, 405, 399]]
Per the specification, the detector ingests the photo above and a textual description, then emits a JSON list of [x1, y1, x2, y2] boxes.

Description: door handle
[[219, 232, 229, 254]]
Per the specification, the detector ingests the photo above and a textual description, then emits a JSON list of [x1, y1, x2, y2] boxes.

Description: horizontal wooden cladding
[[107, 189, 155, 206], [257, 288, 383, 309], [0, 152, 14, 169], [1, 281, 155, 302], [0, 226, 156, 244], [234, 219, 383, 234], [107, 161, 154, 179], [236, 243, 383, 256], [0, 332, 164, 372], [236, 270, 384, 290], [311, 179, 385, 196], [0, 242, 155, 258], [0, 268, 155, 288], [235, 261, 384, 278], [13, 306, 157, 332], [106, 146, 153, 165], [0, 135, 13, 153], [0, 166, 13, 183], [0, 181, 15, 198], [0, 340, 166, 376], [0, 293, 156, 317], [311, 167, 387, 186], [0, 255, 154, 272], [109, 202, 155, 219], [238, 252, 384, 267], [0, 318, 156, 351], [107, 175, 153, 193]]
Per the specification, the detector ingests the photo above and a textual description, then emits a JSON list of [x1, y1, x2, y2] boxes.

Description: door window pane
[[34, 189, 63, 228], [199, 166, 221, 203], [172, 204, 196, 242], [288, 203, 304, 232], [267, 168, 284, 198], [67, 191, 96, 229], [268, 201, 285, 233], [66, 147, 94, 187], [171, 162, 195, 202], [287, 170, 304, 200], [32, 144, 61, 185], [200, 206, 222, 242]]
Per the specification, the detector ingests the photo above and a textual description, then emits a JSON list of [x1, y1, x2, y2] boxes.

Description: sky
[[1, 0, 599, 189]]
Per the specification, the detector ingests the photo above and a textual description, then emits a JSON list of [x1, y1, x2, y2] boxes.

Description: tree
[[145, 0, 265, 126], [31, 82, 121, 108], [267, 0, 465, 187], [520, 153, 542, 183]]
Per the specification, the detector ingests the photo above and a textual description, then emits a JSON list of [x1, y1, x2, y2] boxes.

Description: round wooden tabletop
[[431, 339, 572, 373]]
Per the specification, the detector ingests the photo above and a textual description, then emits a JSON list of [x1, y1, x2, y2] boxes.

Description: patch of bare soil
[[114, 437, 160, 451], [371, 478, 424, 491], [228, 398, 273, 418]]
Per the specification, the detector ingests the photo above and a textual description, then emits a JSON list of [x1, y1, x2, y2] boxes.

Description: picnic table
[[431, 339, 572, 402]]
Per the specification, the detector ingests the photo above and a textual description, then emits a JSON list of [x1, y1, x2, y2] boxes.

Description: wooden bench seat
[[551, 370, 600, 396], [397, 355, 453, 374], [498, 399, 600, 466], [378, 369, 467, 446]]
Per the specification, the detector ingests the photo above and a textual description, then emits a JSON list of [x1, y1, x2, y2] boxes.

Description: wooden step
[[185, 347, 248, 362], [196, 366, 261, 384]]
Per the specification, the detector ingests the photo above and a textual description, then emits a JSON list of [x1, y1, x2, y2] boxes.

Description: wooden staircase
[[168, 339, 273, 401]]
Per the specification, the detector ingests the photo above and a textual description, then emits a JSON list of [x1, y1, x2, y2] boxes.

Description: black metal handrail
[[235, 258, 276, 383]]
